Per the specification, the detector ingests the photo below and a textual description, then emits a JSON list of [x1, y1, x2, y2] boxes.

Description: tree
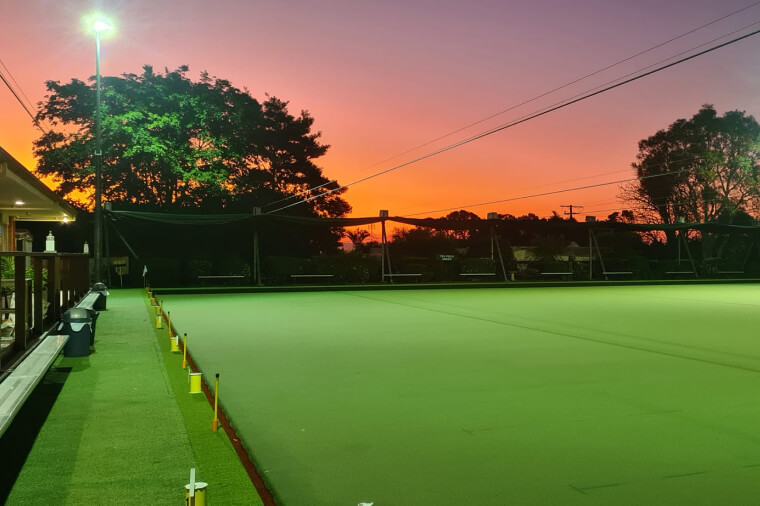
[[442, 210, 481, 240], [621, 105, 760, 226], [532, 234, 569, 262], [606, 210, 636, 223], [344, 229, 371, 253], [548, 210, 565, 222], [33, 65, 349, 218], [390, 227, 457, 258]]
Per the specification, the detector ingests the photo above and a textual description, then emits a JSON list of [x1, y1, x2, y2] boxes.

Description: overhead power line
[[584, 195, 732, 217], [390, 153, 708, 215], [0, 57, 37, 113], [401, 167, 696, 217], [347, 1, 760, 175], [0, 59, 47, 135], [268, 25, 760, 215], [404, 154, 710, 216], [0, 71, 36, 122], [263, 1, 760, 211]]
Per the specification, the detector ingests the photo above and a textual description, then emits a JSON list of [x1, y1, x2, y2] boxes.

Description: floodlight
[[93, 19, 113, 33]]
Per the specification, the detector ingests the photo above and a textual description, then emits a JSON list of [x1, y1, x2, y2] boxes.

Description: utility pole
[[561, 204, 584, 221]]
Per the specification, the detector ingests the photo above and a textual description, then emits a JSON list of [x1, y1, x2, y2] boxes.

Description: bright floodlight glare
[[82, 13, 114, 36], [93, 19, 112, 33]]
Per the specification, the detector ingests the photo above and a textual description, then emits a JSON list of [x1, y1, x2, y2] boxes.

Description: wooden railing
[[1, 252, 89, 372]]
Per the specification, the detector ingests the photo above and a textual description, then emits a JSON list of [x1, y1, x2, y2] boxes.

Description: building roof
[[0, 145, 77, 222]]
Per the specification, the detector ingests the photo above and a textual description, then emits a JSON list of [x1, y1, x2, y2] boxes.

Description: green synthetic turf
[[151, 297, 263, 505], [163, 284, 760, 505], [3, 289, 261, 505], [6, 289, 195, 505]]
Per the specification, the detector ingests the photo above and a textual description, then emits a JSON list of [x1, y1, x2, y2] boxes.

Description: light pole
[[91, 17, 112, 283]]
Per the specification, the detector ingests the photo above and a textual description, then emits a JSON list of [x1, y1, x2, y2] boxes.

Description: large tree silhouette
[[33, 65, 349, 217], [621, 104, 760, 225]]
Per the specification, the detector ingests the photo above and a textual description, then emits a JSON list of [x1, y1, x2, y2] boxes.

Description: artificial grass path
[[1, 289, 261, 505], [161, 284, 760, 505]]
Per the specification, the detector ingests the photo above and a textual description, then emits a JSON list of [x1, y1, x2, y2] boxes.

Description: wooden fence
[[1, 252, 89, 374]]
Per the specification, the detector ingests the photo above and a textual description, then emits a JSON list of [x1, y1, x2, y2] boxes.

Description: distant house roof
[[0, 145, 77, 222], [512, 245, 591, 262]]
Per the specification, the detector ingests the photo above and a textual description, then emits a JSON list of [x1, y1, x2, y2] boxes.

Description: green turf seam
[[342, 291, 760, 373]]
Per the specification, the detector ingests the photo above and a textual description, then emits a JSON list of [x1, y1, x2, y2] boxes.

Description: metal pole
[[588, 228, 593, 280], [677, 230, 681, 264], [381, 219, 387, 282], [490, 226, 494, 261], [589, 228, 607, 279], [94, 31, 103, 283], [104, 204, 112, 286], [253, 207, 262, 285], [493, 230, 509, 281], [253, 228, 261, 285], [681, 232, 698, 277]]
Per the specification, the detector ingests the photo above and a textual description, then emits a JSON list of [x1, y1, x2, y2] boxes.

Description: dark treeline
[[27, 66, 760, 286], [19, 208, 759, 287]]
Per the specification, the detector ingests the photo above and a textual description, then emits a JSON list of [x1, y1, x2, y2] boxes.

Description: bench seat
[[197, 275, 245, 285], [290, 274, 334, 284], [0, 334, 68, 437], [78, 292, 101, 311], [383, 273, 422, 283], [460, 273, 496, 281]]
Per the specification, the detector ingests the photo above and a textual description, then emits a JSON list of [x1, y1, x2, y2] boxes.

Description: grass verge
[[146, 294, 265, 505]]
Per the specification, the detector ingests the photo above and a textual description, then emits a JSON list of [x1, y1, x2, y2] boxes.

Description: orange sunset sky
[[2, 0, 759, 221]]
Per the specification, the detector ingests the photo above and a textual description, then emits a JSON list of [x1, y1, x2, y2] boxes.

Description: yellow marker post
[[189, 371, 202, 394], [182, 333, 188, 369], [167, 311, 172, 338], [213, 373, 220, 431]]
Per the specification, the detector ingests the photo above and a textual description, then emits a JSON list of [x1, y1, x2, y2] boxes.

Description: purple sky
[[2, 0, 759, 221]]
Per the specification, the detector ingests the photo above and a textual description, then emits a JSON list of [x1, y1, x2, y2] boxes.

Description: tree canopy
[[622, 104, 760, 224], [34, 65, 350, 217]]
